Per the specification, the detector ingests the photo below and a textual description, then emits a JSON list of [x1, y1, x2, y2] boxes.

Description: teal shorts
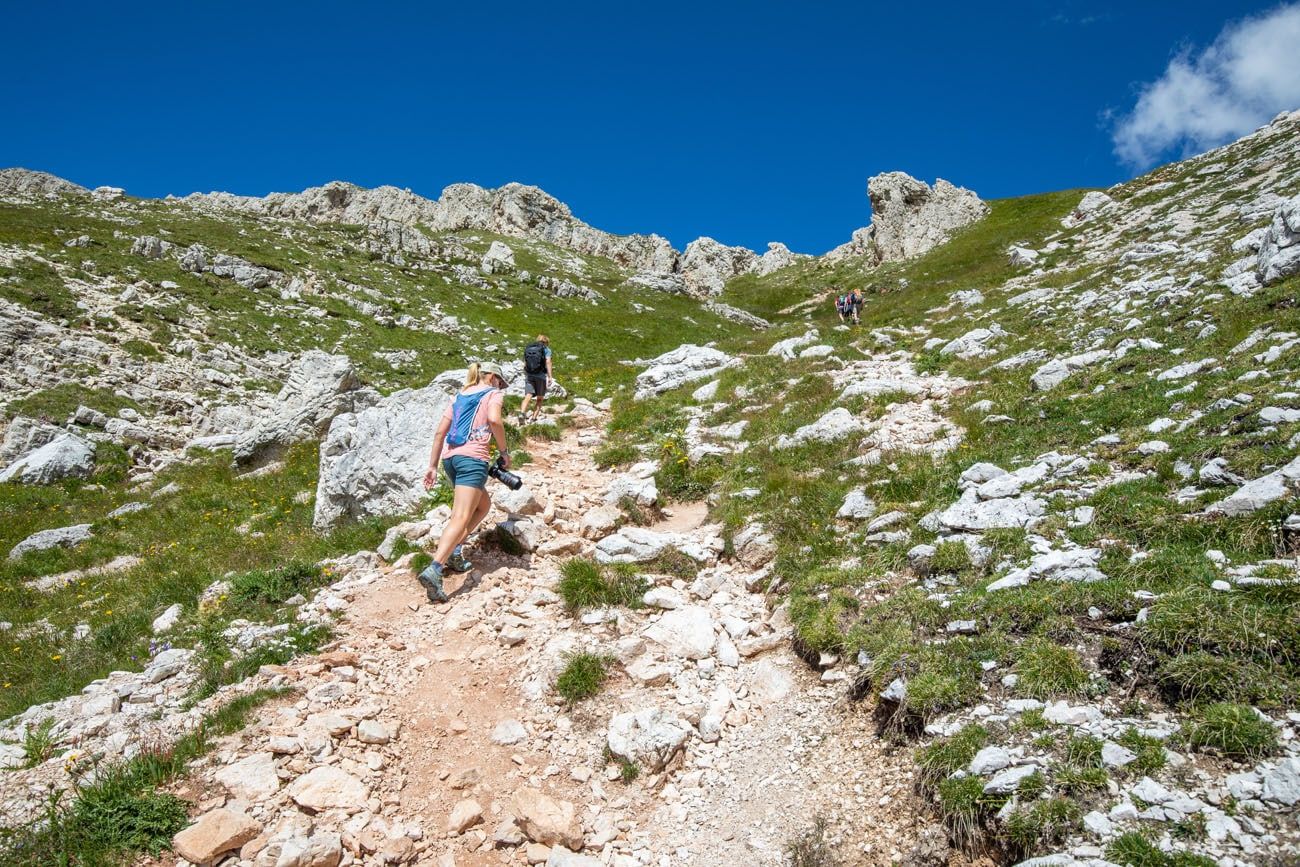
[[442, 455, 488, 490]]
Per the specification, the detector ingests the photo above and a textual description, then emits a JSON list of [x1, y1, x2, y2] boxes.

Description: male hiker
[[518, 334, 553, 424]]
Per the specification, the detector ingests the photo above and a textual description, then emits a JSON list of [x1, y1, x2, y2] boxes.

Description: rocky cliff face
[[828, 171, 989, 263]]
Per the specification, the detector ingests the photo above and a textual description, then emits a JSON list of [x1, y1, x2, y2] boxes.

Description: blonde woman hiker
[[418, 362, 511, 603], [517, 334, 553, 425]]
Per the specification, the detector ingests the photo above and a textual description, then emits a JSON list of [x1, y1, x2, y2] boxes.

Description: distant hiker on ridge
[[518, 334, 553, 425], [418, 362, 511, 603]]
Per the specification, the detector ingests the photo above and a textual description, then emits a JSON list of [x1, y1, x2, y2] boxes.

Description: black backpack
[[523, 342, 547, 375]]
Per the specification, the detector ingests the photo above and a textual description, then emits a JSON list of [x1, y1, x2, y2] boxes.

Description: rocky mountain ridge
[[2, 166, 987, 298]]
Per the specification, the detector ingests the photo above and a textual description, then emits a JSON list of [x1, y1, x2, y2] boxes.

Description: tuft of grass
[[616, 757, 640, 783], [1017, 770, 1047, 800], [617, 495, 656, 527], [914, 349, 944, 375], [1182, 702, 1278, 760], [554, 652, 614, 705], [916, 724, 988, 788], [1001, 798, 1081, 859], [785, 816, 839, 867], [1105, 832, 1218, 867], [1156, 650, 1283, 708], [936, 774, 994, 851], [1013, 638, 1090, 699], [5, 718, 60, 770], [930, 540, 971, 574], [1012, 708, 1049, 733], [593, 441, 640, 469], [228, 561, 321, 609], [644, 550, 700, 581], [556, 558, 648, 611], [494, 523, 527, 556], [654, 439, 721, 501], [1064, 733, 1103, 768], [1117, 728, 1167, 775], [65, 777, 189, 858], [522, 422, 562, 442], [1056, 764, 1108, 794]]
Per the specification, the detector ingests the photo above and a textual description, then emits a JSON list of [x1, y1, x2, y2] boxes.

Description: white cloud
[[1112, 3, 1300, 168]]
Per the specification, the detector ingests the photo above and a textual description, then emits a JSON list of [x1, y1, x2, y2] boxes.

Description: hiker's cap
[[479, 361, 507, 381]]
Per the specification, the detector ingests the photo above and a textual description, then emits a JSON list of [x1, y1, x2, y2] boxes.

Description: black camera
[[488, 456, 523, 490]]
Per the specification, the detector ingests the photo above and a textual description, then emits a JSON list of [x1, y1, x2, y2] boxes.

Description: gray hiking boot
[[446, 550, 472, 573], [416, 561, 448, 603]]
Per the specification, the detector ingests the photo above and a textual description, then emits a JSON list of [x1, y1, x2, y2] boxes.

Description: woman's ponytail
[[463, 363, 480, 387]]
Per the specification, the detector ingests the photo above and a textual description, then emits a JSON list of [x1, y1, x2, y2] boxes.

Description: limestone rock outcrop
[[634, 345, 734, 399], [828, 172, 987, 263], [753, 241, 801, 276], [313, 380, 458, 531], [233, 351, 376, 468], [0, 432, 96, 484], [0, 168, 87, 199], [676, 237, 758, 296], [1257, 193, 1300, 286]]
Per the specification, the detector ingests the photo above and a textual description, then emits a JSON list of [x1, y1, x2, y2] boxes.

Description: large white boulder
[[287, 765, 368, 812], [480, 240, 516, 274], [9, 523, 94, 561], [313, 380, 458, 531], [0, 433, 96, 484], [931, 489, 1046, 532], [1029, 350, 1110, 391], [1207, 456, 1300, 517], [1257, 193, 1300, 286], [768, 329, 819, 359], [1062, 190, 1114, 228], [234, 351, 376, 468], [634, 345, 734, 399], [775, 407, 865, 449]]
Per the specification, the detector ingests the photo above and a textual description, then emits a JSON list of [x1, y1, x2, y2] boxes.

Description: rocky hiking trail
[[150, 419, 928, 867]]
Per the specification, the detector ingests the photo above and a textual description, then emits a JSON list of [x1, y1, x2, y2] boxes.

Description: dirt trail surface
[[155, 419, 928, 866]]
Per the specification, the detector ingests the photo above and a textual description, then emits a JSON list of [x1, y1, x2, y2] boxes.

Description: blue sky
[[2, 1, 1294, 253]]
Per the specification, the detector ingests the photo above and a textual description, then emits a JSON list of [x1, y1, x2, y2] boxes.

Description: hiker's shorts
[[524, 374, 548, 397], [442, 455, 488, 490]]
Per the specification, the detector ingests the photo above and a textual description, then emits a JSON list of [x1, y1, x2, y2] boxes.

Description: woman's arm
[[423, 414, 451, 489], [487, 394, 510, 468]]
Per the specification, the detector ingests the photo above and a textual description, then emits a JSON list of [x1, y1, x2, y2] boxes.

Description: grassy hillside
[[602, 115, 1300, 862], [0, 191, 749, 721]]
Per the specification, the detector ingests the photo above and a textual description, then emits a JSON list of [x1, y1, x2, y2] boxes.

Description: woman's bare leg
[[433, 485, 481, 565], [463, 489, 492, 539]]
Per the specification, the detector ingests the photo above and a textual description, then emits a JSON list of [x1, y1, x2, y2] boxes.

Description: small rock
[[172, 808, 261, 865], [448, 798, 484, 834], [492, 719, 528, 746]]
